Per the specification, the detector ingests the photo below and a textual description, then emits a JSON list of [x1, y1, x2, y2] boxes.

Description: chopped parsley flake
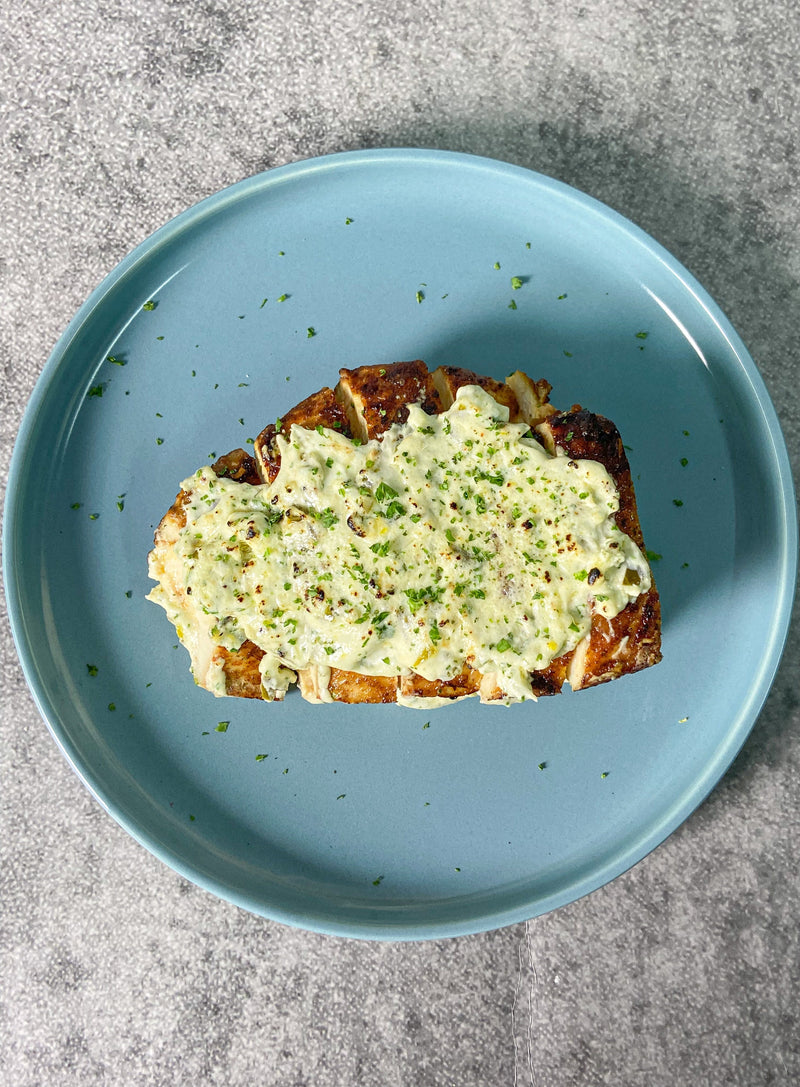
[[307, 327, 316, 338], [87, 664, 98, 676], [88, 385, 104, 398], [416, 290, 424, 304], [215, 721, 230, 733], [318, 507, 338, 529], [142, 300, 157, 310], [510, 276, 523, 290]]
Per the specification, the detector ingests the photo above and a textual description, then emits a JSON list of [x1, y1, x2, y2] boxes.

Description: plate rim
[[4, 147, 798, 940]]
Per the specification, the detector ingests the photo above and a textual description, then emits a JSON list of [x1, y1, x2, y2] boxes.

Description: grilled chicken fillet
[[147, 362, 661, 706]]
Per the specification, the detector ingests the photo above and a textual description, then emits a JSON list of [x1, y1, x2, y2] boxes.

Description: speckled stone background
[[2, 2, 799, 1085]]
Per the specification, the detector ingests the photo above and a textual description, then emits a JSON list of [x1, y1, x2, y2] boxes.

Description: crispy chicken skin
[[150, 362, 661, 704]]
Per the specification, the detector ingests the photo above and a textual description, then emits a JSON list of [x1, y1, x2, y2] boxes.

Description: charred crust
[[212, 449, 261, 485], [401, 668, 483, 700], [528, 657, 568, 697], [547, 409, 643, 546], [254, 387, 350, 483], [338, 360, 443, 437]]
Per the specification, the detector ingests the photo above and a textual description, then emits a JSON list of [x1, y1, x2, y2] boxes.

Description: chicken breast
[[147, 362, 661, 705]]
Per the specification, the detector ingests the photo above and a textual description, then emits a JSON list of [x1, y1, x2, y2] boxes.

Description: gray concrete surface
[[2, 2, 799, 1084]]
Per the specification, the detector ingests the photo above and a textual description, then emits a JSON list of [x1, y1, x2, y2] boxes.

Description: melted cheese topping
[[148, 386, 650, 703]]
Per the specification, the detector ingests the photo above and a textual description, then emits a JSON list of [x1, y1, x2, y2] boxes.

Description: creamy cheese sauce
[[148, 386, 650, 703]]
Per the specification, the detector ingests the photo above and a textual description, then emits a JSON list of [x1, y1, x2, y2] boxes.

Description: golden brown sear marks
[[537, 408, 662, 689], [542, 409, 645, 546], [573, 591, 662, 690], [400, 667, 483, 701], [328, 668, 398, 703], [216, 640, 266, 699], [528, 657, 569, 697], [254, 387, 350, 483], [337, 360, 443, 440], [433, 366, 519, 418]]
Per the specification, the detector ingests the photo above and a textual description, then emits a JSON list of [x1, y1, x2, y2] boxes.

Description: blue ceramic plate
[[5, 150, 796, 940]]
